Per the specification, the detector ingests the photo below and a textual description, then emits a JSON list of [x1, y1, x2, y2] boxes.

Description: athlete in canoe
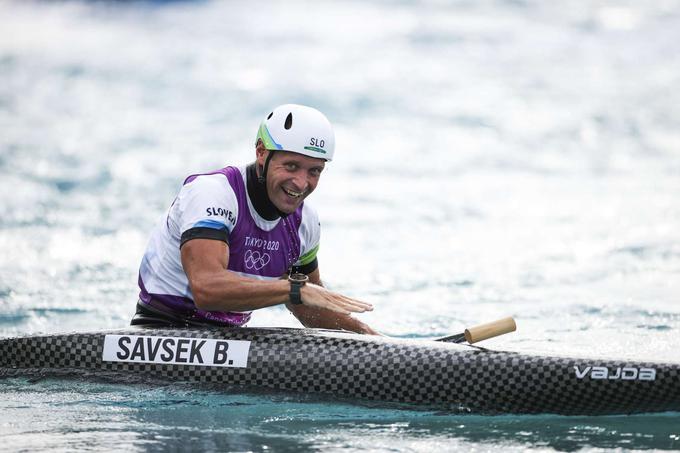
[[132, 104, 378, 334]]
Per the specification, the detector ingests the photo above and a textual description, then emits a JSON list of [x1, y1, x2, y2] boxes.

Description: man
[[132, 104, 378, 335]]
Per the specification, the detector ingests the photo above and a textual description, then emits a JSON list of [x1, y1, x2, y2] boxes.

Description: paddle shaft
[[437, 317, 516, 344]]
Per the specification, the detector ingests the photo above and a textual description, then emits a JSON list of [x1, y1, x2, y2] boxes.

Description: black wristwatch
[[288, 273, 309, 304]]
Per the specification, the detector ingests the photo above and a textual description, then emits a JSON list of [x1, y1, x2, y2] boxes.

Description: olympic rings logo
[[244, 249, 271, 270]]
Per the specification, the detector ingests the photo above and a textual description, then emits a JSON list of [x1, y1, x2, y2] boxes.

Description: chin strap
[[258, 150, 276, 184], [253, 151, 289, 219]]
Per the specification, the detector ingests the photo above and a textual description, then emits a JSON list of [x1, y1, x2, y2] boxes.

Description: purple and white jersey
[[138, 165, 320, 326]]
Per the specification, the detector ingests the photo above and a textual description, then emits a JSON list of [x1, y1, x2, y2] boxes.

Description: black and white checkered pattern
[[1, 327, 679, 415]]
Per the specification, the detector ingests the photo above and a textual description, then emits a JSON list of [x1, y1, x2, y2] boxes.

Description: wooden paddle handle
[[464, 317, 516, 344]]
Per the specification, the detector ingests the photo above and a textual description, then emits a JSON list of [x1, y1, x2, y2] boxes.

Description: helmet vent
[[267, 112, 273, 120], [284, 113, 293, 130]]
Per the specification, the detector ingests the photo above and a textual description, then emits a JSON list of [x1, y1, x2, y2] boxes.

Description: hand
[[299, 283, 373, 315]]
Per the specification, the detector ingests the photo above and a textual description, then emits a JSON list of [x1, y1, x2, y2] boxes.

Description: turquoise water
[[2, 377, 680, 452], [1, 0, 679, 450]]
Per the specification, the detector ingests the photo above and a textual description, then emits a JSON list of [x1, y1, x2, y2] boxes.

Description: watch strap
[[289, 280, 304, 305]]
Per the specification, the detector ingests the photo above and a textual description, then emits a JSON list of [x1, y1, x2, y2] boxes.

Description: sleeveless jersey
[[138, 165, 320, 326]]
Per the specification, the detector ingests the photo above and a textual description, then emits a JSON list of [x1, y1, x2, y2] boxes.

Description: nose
[[291, 170, 308, 191]]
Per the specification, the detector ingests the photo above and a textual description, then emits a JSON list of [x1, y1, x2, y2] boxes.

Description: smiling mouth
[[283, 187, 304, 199]]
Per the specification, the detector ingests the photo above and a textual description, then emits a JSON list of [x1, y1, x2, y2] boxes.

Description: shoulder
[[293, 202, 321, 270], [298, 202, 320, 243], [301, 202, 319, 224], [299, 202, 320, 232], [174, 170, 241, 230], [182, 171, 234, 193], [179, 170, 242, 204]]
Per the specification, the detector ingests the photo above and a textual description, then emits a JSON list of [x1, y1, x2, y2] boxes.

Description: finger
[[320, 302, 351, 315], [341, 303, 371, 313], [352, 302, 374, 311], [337, 296, 373, 311], [302, 295, 351, 314], [318, 297, 365, 314], [334, 300, 371, 313], [303, 289, 372, 313], [310, 286, 373, 311]]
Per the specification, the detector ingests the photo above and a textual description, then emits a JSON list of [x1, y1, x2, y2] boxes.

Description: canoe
[[1, 326, 678, 415]]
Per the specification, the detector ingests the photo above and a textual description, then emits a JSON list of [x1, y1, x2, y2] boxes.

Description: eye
[[285, 163, 298, 171], [309, 168, 322, 177]]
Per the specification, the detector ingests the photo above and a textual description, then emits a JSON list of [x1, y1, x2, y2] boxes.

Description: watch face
[[289, 272, 309, 283]]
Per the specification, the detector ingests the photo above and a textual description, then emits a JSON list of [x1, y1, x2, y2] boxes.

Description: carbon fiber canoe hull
[[1, 326, 679, 415]]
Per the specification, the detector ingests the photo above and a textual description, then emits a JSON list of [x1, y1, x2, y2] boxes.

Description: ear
[[255, 139, 267, 166]]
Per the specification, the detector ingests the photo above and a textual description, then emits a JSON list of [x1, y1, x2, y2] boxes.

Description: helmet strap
[[247, 159, 288, 221], [258, 149, 276, 184]]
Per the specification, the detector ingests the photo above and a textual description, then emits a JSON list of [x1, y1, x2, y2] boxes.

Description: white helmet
[[256, 104, 335, 161]]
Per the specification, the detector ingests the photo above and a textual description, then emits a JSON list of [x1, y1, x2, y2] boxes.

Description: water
[[1, 0, 679, 450], [2, 378, 680, 453]]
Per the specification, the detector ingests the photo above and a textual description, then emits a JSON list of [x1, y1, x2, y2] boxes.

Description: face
[[256, 145, 326, 214]]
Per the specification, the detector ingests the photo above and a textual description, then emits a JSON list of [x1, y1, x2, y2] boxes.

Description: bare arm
[[286, 268, 380, 335], [181, 239, 289, 311], [180, 239, 373, 316]]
